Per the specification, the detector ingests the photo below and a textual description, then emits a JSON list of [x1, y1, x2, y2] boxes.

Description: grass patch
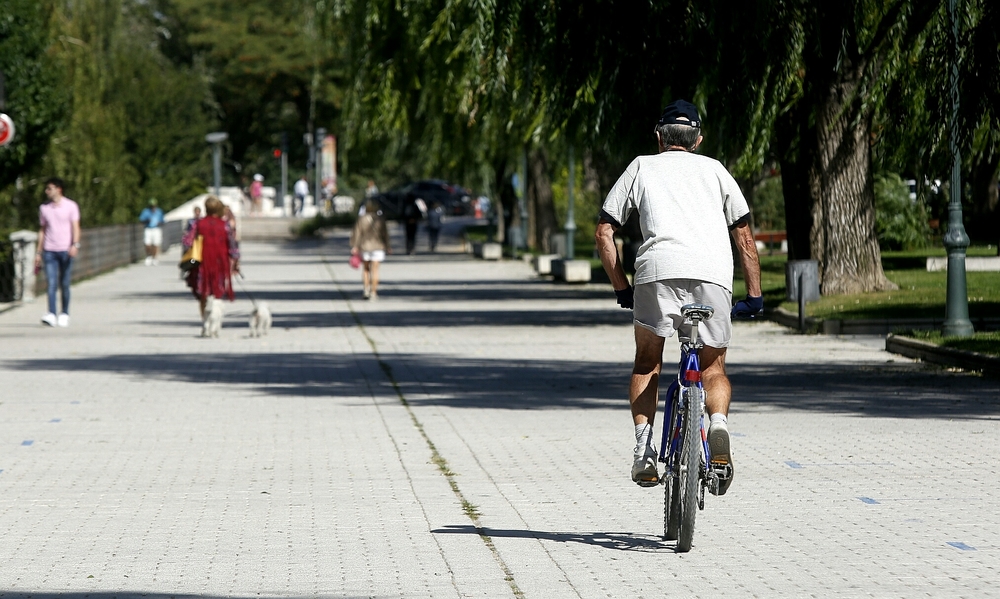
[[729, 248, 1000, 321], [899, 330, 1000, 357]]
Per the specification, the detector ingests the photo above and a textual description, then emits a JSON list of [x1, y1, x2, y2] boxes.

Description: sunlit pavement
[[1, 221, 997, 598]]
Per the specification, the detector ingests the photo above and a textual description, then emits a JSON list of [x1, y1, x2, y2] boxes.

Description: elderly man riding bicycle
[[595, 99, 763, 496]]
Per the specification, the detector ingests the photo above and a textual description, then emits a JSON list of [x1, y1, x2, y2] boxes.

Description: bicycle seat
[[681, 303, 714, 321]]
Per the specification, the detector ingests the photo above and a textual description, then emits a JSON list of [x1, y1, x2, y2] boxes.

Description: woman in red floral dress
[[182, 196, 240, 319]]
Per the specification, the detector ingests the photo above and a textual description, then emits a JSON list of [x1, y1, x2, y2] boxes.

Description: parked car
[[376, 179, 472, 219]]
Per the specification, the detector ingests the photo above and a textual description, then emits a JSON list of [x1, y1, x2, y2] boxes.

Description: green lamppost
[[942, 0, 974, 337]]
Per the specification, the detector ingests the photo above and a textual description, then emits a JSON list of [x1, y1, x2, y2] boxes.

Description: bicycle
[[657, 303, 732, 552]]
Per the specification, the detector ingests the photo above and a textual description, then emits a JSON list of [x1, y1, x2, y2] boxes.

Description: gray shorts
[[633, 279, 733, 348]]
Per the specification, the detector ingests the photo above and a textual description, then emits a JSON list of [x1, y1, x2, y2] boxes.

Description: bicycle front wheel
[[676, 387, 704, 553]]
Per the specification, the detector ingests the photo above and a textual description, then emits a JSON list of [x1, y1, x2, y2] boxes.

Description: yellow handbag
[[179, 235, 203, 272]]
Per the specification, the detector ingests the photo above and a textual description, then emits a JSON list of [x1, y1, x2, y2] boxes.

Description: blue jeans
[[43, 250, 73, 315]]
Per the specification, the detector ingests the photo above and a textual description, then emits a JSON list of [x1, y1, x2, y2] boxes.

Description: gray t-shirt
[[601, 151, 749, 290]]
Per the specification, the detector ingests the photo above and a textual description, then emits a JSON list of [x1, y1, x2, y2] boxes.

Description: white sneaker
[[708, 420, 734, 496], [41, 313, 57, 327], [631, 446, 659, 487], [57, 313, 70, 327], [145, 256, 153, 266], [151, 258, 158, 265]]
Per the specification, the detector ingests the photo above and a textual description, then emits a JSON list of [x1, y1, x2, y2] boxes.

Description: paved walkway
[[1, 222, 998, 598]]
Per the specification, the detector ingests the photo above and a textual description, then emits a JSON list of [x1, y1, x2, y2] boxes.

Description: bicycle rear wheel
[[676, 387, 704, 553], [664, 387, 680, 541]]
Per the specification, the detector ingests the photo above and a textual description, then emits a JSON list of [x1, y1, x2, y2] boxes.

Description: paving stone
[[0, 217, 997, 597]]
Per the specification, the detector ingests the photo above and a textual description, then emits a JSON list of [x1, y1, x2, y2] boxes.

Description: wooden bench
[[754, 231, 787, 254]]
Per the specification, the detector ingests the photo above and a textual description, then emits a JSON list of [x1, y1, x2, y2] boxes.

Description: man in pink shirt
[[33, 178, 81, 327]]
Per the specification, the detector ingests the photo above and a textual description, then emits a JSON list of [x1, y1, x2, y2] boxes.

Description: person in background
[[185, 206, 202, 235], [427, 201, 444, 252], [350, 199, 391, 300], [34, 177, 80, 328], [223, 205, 240, 249], [250, 174, 264, 214], [293, 175, 309, 216], [139, 198, 165, 265], [182, 196, 239, 320], [360, 178, 380, 217]]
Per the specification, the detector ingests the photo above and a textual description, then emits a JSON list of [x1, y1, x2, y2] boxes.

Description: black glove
[[731, 294, 764, 319], [614, 286, 634, 310]]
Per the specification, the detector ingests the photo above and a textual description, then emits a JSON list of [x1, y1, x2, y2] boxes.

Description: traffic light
[[272, 148, 282, 159]]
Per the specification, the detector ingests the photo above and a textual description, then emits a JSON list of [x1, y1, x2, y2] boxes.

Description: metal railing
[[0, 221, 183, 302]]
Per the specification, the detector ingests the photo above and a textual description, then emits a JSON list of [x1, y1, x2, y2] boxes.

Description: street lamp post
[[205, 132, 228, 198], [942, 0, 974, 337]]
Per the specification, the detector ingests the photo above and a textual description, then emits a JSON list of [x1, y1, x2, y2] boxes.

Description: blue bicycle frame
[[658, 344, 712, 482]]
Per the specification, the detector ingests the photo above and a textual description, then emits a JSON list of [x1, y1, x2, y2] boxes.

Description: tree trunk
[[808, 70, 896, 295], [776, 105, 813, 261], [527, 148, 558, 252], [967, 151, 1000, 244], [492, 158, 512, 244]]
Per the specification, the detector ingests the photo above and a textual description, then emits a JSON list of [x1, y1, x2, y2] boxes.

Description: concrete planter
[[552, 259, 591, 283]]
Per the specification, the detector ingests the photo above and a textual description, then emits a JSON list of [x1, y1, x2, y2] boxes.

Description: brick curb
[[770, 306, 1000, 336], [885, 333, 1000, 376]]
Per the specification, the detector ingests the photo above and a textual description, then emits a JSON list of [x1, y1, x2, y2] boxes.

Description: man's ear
[[655, 130, 665, 152], [693, 135, 704, 151]]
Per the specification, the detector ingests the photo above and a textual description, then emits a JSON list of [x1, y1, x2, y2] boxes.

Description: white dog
[[202, 295, 223, 338], [249, 302, 272, 337]]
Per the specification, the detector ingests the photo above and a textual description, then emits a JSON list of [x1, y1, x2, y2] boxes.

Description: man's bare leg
[[630, 325, 665, 425], [699, 345, 731, 416], [630, 325, 664, 486], [700, 344, 735, 494]]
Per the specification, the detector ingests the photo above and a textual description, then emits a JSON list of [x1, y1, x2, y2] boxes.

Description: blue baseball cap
[[657, 100, 701, 128]]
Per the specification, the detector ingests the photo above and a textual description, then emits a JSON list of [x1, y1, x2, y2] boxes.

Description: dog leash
[[235, 273, 258, 309]]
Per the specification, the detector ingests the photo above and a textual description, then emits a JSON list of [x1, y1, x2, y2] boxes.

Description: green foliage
[[874, 173, 930, 250], [1, 0, 217, 231], [298, 211, 357, 237], [165, 0, 344, 184], [753, 176, 786, 232], [0, 0, 68, 229]]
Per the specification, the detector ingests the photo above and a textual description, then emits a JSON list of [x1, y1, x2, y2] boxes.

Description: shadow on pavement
[[7, 351, 999, 417], [432, 525, 671, 553], [122, 282, 614, 306], [730, 362, 1000, 419], [5, 352, 627, 409]]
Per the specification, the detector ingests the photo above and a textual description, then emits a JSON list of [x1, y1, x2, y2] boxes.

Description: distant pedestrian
[[365, 179, 379, 199], [223, 205, 240, 247], [250, 174, 264, 214], [402, 197, 424, 254], [427, 201, 444, 252], [360, 178, 380, 217], [350, 199, 391, 300], [139, 198, 164, 265], [182, 196, 240, 322], [185, 206, 202, 235], [293, 175, 309, 216], [34, 177, 80, 328]]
